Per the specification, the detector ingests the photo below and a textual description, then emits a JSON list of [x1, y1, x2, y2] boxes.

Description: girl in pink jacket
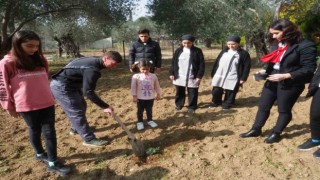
[[131, 60, 161, 130], [0, 30, 70, 175]]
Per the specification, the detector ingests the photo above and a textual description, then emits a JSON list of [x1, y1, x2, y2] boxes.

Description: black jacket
[[129, 38, 162, 68], [52, 57, 109, 108], [265, 40, 317, 86], [169, 45, 205, 80], [211, 47, 251, 82]]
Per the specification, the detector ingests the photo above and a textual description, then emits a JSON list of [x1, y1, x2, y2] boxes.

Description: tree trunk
[[204, 38, 212, 48], [251, 30, 268, 66], [56, 34, 82, 58]]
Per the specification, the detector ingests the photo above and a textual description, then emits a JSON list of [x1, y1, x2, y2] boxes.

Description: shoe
[[83, 138, 109, 147], [175, 106, 182, 111], [313, 149, 320, 158], [69, 128, 78, 135], [298, 139, 320, 151], [209, 103, 221, 109], [35, 152, 48, 162], [137, 122, 144, 130], [47, 161, 71, 176], [147, 121, 158, 128], [222, 107, 230, 111], [187, 109, 195, 113], [264, 132, 281, 144], [239, 129, 262, 138]]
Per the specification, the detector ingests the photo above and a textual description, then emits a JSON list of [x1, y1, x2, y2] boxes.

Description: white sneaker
[[147, 121, 158, 128], [137, 122, 144, 130]]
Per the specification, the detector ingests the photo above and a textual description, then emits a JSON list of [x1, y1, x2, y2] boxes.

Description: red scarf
[[261, 45, 288, 63]]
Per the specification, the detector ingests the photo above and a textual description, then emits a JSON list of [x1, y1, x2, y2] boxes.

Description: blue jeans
[[50, 80, 95, 142], [20, 106, 57, 162]]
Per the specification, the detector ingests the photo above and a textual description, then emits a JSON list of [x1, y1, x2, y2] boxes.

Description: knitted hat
[[181, 34, 196, 42], [227, 35, 241, 43]]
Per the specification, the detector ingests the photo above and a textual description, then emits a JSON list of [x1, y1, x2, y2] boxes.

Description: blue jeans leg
[[50, 80, 95, 142]]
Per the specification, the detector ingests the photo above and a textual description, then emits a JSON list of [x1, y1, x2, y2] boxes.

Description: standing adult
[[169, 34, 205, 113], [50, 51, 122, 147], [210, 35, 251, 110], [240, 19, 317, 144], [297, 67, 320, 158], [0, 30, 71, 175], [129, 28, 162, 73]]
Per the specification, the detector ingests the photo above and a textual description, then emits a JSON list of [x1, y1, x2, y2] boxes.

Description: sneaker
[[47, 161, 71, 176], [222, 107, 230, 111], [69, 128, 78, 135], [83, 138, 109, 147], [147, 121, 158, 128], [35, 152, 48, 162], [313, 149, 320, 158], [298, 139, 320, 151], [137, 122, 144, 130]]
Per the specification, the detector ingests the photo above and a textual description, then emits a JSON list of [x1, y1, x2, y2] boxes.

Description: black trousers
[[175, 85, 198, 110], [212, 83, 241, 108], [310, 88, 320, 140], [137, 99, 154, 122], [20, 106, 57, 162], [252, 81, 304, 133]]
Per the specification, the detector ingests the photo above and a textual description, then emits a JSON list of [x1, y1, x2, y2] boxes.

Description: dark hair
[[11, 30, 46, 70], [138, 60, 152, 69], [269, 19, 302, 44], [138, 28, 150, 35], [103, 50, 123, 63]]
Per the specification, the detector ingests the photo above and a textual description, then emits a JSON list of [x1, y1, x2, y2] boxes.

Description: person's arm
[[169, 48, 179, 80], [0, 59, 16, 113], [82, 70, 109, 108], [289, 41, 317, 80], [129, 43, 136, 69], [153, 75, 161, 100], [211, 50, 223, 77], [131, 74, 138, 102], [154, 42, 162, 69], [240, 51, 252, 83], [196, 48, 205, 79]]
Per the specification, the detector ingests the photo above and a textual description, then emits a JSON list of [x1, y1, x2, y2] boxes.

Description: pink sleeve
[[0, 60, 15, 111], [153, 74, 161, 95], [131, 74, 138, 96]]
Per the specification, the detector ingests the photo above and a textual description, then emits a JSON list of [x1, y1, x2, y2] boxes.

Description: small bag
[[253, 73, 268, 81]]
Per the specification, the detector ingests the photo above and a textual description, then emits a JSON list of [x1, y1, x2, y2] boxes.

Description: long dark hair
[[11, 30, 46, 70], [269, 19, 302, 45]]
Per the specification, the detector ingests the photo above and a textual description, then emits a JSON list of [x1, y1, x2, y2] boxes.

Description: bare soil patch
[[0, 49, 319, 180]]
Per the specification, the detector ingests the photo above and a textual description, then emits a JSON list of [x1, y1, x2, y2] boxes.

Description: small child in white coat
[[131, 60, 161, 130]]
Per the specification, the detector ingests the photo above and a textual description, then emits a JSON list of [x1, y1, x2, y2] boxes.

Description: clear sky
[[132, 0, 148, 20]]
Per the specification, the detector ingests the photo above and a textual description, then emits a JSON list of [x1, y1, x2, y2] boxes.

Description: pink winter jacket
[[0, 54, 55, 112], [131, 73, 161, 100]]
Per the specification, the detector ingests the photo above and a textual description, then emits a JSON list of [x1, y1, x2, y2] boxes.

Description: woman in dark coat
[[210, 35, 251, 110], [169, 34, 205, 113], [240, 19, 317, 144]]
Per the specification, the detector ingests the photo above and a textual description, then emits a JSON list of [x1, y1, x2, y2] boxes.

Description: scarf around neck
[[261, 45, 288, 63]]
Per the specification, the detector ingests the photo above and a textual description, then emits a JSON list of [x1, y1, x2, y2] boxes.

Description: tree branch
[[9, 5, 83, 38]]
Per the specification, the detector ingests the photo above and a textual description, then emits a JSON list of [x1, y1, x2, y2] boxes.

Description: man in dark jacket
[[50, 51, 122, 147], [129, 28, 162, 73]]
